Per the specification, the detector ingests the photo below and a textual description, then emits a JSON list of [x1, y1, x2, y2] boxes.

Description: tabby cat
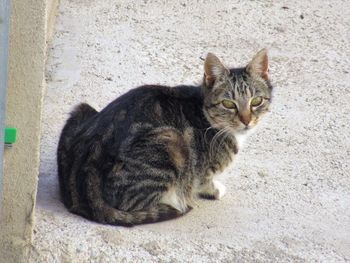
[[57, 49, 273, 226]]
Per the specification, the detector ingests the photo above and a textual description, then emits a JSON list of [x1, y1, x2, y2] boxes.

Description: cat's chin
[[231, 126, 256, 149], [233, 126, 253, 134]]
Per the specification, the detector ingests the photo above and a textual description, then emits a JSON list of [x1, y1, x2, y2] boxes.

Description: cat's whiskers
[[217, 128, 233, 153], [212, 127, 231, 158], [209, 125, 231, 159], [204, 126, 214, 144]]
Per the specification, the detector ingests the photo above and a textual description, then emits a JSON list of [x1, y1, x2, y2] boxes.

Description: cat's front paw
[[199, 180, 226, 200], [213, 180, 226, 200]]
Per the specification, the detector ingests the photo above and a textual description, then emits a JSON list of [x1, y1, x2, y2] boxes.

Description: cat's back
[[73, 84, 203, 145], [94, 84, 202, 127], [102, 84, 201, 113]]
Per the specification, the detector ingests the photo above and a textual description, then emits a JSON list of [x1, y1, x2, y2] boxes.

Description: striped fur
[[57, 50, 273, 226]]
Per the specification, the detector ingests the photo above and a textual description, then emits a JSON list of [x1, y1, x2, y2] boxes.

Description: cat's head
[[202, 49, 273, 133]]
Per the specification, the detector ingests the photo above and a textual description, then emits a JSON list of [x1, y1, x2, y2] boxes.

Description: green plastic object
[[4, 127, 16, 144]]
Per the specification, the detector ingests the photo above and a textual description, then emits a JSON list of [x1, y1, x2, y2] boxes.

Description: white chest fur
[[234, 132, 248, 149], [234, 127, 256, 149]]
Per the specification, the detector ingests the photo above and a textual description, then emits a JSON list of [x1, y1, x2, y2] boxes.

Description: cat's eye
[[251, 96, 263, 107], [222, 99, 236, 109]]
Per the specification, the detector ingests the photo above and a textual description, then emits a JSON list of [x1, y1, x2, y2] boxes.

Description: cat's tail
[[88, 203, 188, 227], [83, 168, 189, 226]]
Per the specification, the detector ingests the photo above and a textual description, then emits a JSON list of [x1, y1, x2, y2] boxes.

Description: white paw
[[213, 180, 226, 200]]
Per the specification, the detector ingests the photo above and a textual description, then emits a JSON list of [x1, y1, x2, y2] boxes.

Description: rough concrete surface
[[30, 0, 350, 262]]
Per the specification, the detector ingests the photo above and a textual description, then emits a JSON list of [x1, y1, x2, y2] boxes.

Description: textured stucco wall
[[46, 0, 60, 42], [0, 0, 58, 262]]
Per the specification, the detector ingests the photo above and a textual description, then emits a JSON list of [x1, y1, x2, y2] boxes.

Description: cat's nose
[[239, 112, 251, 126]]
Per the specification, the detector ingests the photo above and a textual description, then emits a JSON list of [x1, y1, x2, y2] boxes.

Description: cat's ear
[[246, 48, 269, 80], [204, 53, 229, 87]]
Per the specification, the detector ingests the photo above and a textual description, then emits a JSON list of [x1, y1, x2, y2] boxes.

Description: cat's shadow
[[36, 172, 66, 213]]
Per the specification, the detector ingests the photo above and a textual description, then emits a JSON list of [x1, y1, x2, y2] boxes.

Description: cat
[[57, 49, 273, 226]]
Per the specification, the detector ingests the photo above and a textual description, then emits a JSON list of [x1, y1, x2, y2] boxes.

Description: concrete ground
[[30, 0, 350, 262]]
